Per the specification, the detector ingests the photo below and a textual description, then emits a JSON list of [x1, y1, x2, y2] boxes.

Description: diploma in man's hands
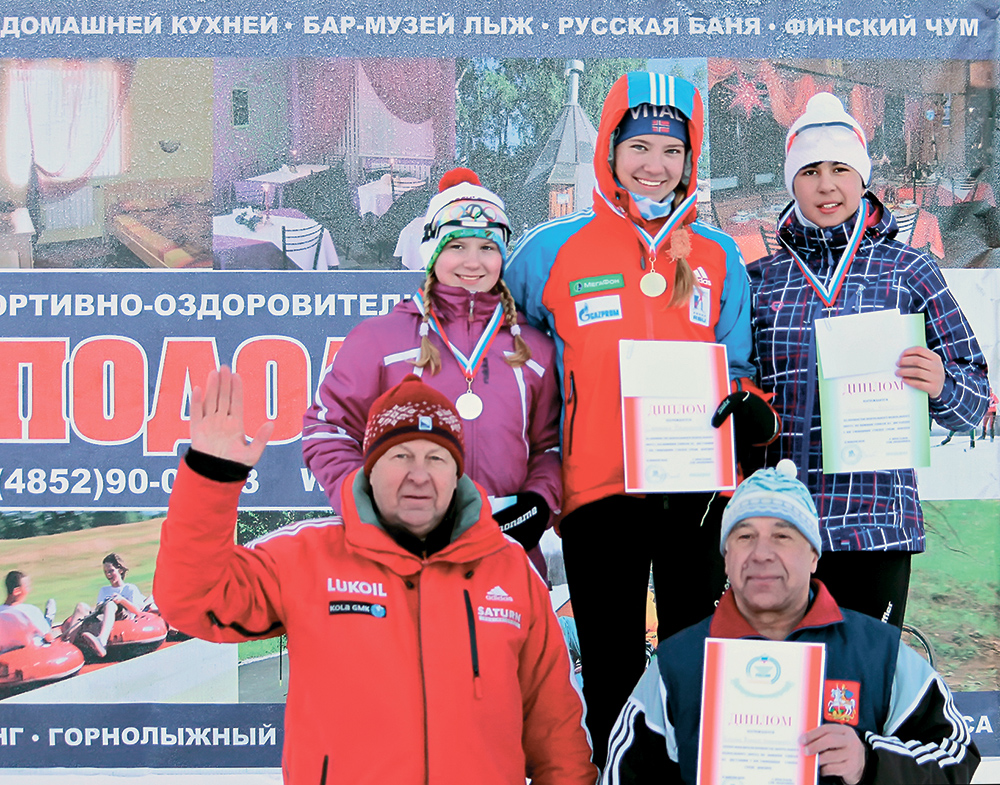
[[697, 638, 826, 785]]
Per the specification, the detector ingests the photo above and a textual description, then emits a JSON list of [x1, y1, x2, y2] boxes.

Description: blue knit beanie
[[720, 460, 821, 556]]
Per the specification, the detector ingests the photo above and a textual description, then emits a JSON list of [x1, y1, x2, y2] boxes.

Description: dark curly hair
[[102, 552, 129, 579]]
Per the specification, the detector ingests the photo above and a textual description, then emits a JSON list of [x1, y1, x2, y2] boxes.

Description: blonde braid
[[496, 279, 531, 367], [664, 163, 696, 307], [412, 273, 443, 375], [668, 226, 694, 307]]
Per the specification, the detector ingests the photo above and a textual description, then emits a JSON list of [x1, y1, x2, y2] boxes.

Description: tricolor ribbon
[[776, 200, 869, 308], [598, 189, 699, 277], [413, 290, 505, 383]]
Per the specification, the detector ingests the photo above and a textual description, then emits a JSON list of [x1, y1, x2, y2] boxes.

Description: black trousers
[[560, 492, 729, 768], [812, 550, 912, 629]]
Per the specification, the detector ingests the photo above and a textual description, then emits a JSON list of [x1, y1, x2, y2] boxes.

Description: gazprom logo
[[575, 294, 623, 327]]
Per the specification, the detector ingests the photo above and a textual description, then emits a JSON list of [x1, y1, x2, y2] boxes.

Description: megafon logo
[[575, 295, 623, 326]]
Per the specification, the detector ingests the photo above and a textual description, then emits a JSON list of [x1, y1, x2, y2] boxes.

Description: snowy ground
[[918, 421, 999, 501]]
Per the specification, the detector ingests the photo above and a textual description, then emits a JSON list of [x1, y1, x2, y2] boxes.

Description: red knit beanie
[[362, 374, 465, 476]]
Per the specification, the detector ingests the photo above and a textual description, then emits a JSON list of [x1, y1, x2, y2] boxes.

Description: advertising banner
[[1, 270, 421, 509], [0, 0, 996, 775]]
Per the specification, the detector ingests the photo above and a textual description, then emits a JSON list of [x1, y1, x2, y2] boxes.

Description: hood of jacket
[[594, 71, 705, 227], [777, 191, 898, 259], [337, 466, 507, 574]]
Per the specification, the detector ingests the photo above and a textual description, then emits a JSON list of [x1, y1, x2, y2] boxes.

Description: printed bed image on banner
[[0, 0, 997, 776]]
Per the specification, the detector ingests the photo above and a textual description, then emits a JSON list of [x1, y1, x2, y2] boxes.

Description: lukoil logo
[[327, 577, 388, 597], [575, 294, 623, 326]]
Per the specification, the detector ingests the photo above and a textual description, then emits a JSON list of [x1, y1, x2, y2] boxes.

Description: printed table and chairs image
[[710, 193, 787, 263], [894, 207, 920, 244], [281, 222, 325, 270], [234, 164, 331, 210], [212, 208, 339, 270], [890, 202, 944, 259]]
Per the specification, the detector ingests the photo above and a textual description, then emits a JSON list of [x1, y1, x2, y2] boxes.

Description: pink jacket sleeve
[[153, 462, 285, 642], [521, 330, 564, 517], [301, 320, 388, 512]]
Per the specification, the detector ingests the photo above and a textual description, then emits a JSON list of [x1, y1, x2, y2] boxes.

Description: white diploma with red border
[[697, 638, 826, 785], [619, 340, 736, 493]]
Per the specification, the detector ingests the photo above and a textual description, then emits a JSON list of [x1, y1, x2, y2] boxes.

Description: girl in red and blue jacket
[[505, 71, 777, 765]]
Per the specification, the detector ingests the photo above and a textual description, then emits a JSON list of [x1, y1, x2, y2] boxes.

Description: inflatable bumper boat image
[[74, 608, 169, 662], [0, 639, 85, 697]]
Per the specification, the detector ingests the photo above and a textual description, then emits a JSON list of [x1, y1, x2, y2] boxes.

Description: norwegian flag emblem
[[652, 118, 674, 134]]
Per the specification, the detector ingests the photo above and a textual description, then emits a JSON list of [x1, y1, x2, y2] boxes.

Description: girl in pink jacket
[[303, 169, 562, 553]]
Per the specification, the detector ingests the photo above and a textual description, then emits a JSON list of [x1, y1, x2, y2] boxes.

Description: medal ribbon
[[413, 290, 505, 384], [777, 200, 869, 308], [645, 191, 699, 250], [599, 189, 698, 260], [599, 190, 699, 290]]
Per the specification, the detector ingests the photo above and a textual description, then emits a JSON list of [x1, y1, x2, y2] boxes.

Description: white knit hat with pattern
[[720, 459, 822, 555], [418, 168, 511, 272], [784, 93, 871, 197]]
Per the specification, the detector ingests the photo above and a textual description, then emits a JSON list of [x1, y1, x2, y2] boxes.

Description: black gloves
[[492, 492, 550, 551], [712, 391, 780, 473]]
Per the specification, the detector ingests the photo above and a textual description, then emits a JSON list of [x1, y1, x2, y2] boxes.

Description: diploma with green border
[[816, 310, 931, 474]]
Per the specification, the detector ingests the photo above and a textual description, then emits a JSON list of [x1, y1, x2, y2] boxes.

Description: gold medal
[[639, 271, 667, 297], [456, 391, 484, 420], [414, 292, 503, 423]]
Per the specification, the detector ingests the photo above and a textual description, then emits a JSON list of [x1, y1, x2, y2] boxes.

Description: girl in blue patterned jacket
[[746, 93, 989, 629]]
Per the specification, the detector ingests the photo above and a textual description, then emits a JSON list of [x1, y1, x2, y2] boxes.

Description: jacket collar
[[403, 282, 503, 326], [708, 579, 844, 639], [338, 468, 506, 573], [777, 192, 896, 262], [379, 497, 458, 557]]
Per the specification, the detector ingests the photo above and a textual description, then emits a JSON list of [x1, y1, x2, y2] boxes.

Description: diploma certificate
[[815, 310, 930, 474], [697, 638, 825, 785], [619, 340, 735, 493]]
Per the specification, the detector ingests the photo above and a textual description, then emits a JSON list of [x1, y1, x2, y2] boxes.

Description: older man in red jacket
[[154, 368, 595, 785]]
